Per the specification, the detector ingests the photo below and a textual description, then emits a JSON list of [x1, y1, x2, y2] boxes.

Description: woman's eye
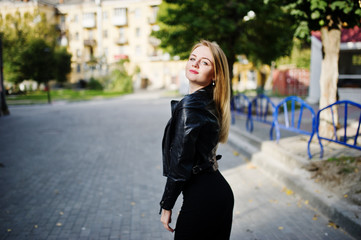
[[201, 61, 209, 66], [189, 57, 195, 61]]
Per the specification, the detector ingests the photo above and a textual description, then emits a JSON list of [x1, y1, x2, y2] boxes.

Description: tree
[[20, 39, 54, 84], [20, 39, 54, 103], [0, 10, 58, 85], [0, 36, 9, 116], [54, 47, 72, 83], [280, 0, 361, 136], [152, 0, 296, 93]]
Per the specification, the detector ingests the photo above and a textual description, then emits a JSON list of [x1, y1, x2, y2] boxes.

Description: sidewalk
[[228, 115, 361, 239], [0, 92, 358, 239]]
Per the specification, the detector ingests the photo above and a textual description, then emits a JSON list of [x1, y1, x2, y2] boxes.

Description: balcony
[[83, 13, 96, 28], [113, 16, 127, 26], [56, 23, 67, 33], [84, 39, 96, 46], [113, 8, 127, 26], [149, 36, 160, 47], [148, 16, 156, 24], [115, 37, 128, 45]]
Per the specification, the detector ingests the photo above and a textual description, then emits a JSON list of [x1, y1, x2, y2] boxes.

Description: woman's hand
[[160, 209, 174, 232]]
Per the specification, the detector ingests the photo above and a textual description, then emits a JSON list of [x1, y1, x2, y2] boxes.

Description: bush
[[108, 60, 133, 93], [88, 77, 104, 90]]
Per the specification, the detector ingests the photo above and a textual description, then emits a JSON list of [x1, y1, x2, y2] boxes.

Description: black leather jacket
[[160, 84, 221, 211]]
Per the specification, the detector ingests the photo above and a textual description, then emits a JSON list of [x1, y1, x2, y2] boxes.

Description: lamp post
[[0, 37, 10, 116]]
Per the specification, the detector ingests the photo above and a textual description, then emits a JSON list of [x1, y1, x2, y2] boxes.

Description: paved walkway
[[0, 92, 353, 239]]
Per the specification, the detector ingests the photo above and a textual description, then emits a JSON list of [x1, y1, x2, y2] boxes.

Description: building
[[308, 26, 361, 103], [0, 0, 185, 90]]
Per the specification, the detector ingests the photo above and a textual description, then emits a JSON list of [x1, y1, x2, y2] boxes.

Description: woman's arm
[[160, 107, 203, 207], [160, 209, 174, 232]]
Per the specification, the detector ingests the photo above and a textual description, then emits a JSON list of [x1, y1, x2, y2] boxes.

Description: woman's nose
[[192, 60, 199, 68]]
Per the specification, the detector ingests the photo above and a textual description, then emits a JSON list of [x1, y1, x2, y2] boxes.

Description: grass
[[327, 156, 360, 174], [5, 89, 128, 105]]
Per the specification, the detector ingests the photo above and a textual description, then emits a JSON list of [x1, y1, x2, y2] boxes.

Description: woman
[[160, 40, 234, 240]]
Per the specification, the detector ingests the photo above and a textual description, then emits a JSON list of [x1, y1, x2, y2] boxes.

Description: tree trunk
[[0, 37, 10, 116], [228, 56, 235, 98], [319, 26, 340, 137]]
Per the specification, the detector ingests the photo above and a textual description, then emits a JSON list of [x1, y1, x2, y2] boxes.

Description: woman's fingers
[[160, 209, 174, 232]]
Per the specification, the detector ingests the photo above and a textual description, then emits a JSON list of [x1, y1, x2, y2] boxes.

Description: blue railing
[[231, 93, 361, 159], [270, 96, 316, 159], [231, 93, 251, 131], [249, 94, 275, 132], [316, 100, 361, 158]]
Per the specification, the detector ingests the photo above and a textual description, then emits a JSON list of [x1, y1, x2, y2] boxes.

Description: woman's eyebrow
[[190, 54, 213, 63]]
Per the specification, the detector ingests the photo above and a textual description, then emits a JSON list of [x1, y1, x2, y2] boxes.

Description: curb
[[228, 127, 361, 239]]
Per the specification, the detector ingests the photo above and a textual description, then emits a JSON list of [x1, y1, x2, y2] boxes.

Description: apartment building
[[0, 0, 185, 90]]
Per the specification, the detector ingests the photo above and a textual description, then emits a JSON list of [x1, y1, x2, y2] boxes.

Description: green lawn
[[5, 89, 128, 105]]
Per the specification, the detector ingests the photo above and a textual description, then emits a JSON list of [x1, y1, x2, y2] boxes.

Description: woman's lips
[[189, 69, 199, 74]]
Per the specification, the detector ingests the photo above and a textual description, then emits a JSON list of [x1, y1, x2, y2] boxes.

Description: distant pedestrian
[[160, 40, 234, 240]]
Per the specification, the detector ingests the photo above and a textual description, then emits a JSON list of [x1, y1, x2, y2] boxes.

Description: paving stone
[[0, 92, 355, 240]]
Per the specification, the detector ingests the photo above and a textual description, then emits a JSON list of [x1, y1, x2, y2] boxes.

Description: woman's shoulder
[[177, 96, 216, 121], [181, 89, 212, 109]]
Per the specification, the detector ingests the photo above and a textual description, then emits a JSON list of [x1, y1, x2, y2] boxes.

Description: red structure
[[272, 68, 310, 96]]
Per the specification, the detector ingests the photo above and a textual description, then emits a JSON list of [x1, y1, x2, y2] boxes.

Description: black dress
[[160, 85, 234, 240], [175, 170, 234, 240]]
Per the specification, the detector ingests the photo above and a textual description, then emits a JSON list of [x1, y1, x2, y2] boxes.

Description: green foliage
[[54, 47, 72, 83], [88, 77, 104, 90], [20, 39, 54, 83], [0, 10, 60, 84], [276, 38, 311, 69], [327, 156, 359, 175], [152, 0, 296, 68], [282, 0, 361, 40], [241, 1, 297, 65], [5, 89, 127, 105], [108, 60, 133, 93]]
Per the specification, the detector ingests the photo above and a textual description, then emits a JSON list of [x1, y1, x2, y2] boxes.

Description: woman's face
[[185, 46, 215, 89]]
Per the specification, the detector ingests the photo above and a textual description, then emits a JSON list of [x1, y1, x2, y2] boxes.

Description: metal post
[[0, 37, 10, 116]]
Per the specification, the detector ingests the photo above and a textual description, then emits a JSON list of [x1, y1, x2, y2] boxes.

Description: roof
[[312, 25, 361, 43]]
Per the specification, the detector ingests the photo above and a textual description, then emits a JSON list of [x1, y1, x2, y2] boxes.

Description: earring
[[212, 80, 215, 86]]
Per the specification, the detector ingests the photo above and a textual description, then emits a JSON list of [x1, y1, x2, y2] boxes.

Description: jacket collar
[[190, 84, 213, 98]]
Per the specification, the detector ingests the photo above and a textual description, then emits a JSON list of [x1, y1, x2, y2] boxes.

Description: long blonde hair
[[191, 40, 231, 143]]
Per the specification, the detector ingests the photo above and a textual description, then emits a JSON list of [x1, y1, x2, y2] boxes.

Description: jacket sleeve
[[169, 107, 203, 181], [160, 107, 203, 211]]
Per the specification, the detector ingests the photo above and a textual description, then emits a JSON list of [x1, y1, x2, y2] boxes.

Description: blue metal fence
[[316, 100, 361, 158]]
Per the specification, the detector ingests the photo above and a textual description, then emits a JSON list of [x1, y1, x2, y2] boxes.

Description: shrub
[[108, 60, 133, 93], [88, 77, 104, 90]]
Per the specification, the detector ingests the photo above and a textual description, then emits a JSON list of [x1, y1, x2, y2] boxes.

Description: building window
[[83, 12, 96, 28], [113, 8, 127, 26], [103, 30, 108, 38], [74, 14, 78, 23], [103, 11, 108, 20], [75, 32, 79, 40], [135, 45, 141, 55], [149, 5, 159, 24], [76, 64, 81, 73], [135, 8, 141, 18], [118, 46, 125, 55], [83, 13, 94, 21], [60, 15, 66, 24], [352, 54, 361, 65], [119, 28, 125, 38], [76, 49, 81, 57], [136, 27, 141, 37], [88, 30, 93, 39], [104, 48, 108, 57]]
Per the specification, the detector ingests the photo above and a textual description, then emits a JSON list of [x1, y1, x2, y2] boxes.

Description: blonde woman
[[160, 40, 234, 239]]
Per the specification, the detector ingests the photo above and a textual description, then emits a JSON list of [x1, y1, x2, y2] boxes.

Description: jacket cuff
[[159, 177, 184, 213]]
